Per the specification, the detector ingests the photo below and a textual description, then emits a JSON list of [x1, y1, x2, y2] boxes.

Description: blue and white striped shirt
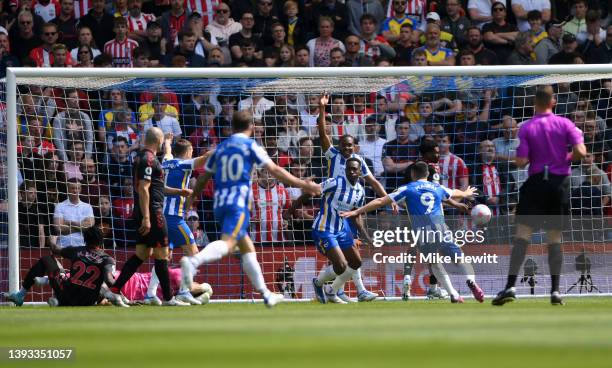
[[325, 146, 372, 180], [162, 158, 194, 218], [313, 176, 365, 233]]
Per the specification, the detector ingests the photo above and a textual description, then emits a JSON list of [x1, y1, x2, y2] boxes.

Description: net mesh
[[2, 71, 612, 303]]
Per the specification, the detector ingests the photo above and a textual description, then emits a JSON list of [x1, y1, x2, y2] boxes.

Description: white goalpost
[[5, 65, 612, 303]]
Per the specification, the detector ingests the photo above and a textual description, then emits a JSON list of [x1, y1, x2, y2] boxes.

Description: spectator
[[467, 0, 497, 29], [29, 22, 66, 66], [571, 151, 611, 207], [104, 16, 139, 67], [205, 2, 240, 60], [534, 19, 562, 64], [50, 43, 70, 66], [267, 22, 287, 55], [282, 0, 306, 47], [164, 29, 207, 66], [140, 21, 164, 66], [563, 0, 588, 39], [253, 0, 278, 45], [328, 95, 348, 138], [186, 209, 208, 248], [75, 45, 94, 67], [328, 46, 345, 66], [441, 0, 472, 48], [229, 11, 263, 61], [50, 0, 78, 49], [298, 94, 320, 135], [344, 34, 374, 66], [187, 104, 219, 154], [382, 119, 415, 192], [483, 1, 518, 63], [457, 49, 477, 65], [112, 0, 129, 17], [104, 135, 132, 197], [250, 168, 291, 245], [18, 181, 45, 247], [263, 126, 291, 167], [506, 31, 536, 64], [511, 0, 551, 32], [18, 135, 45, 184], [277, 113, 306, 156], [126, 0, 155, 43], [581, 10, 607, 58], [187, 12, 216, 59], [9, 10, 41, 60], [53, 179, 95, 248], [63, 140, 85, 181], [160, 0, 189, 48], [294, 45, 310, 66], [358, 14, 396, 60], [207, 45, 225, 65], [0, 32, 20, 77], [359, 116, 387, 178], [42, 151, 66, 197], [452, 91, 493, 163], [33, 0, 59, 22], [527, 10, 547, 48], [415, 23, 455, 65], [344, 94, 373, 137], [306, 16, 345, 67], [233, 37, 264, 66], [470, 139, 503, 215], [393, 23, 415, 64], [238, 93, 274, 121], [95, 194, 115, 248], [24, 117, 55, 156], [69, 26, 101, 61], [382, 0, 417, 45], [466, 26, 499, 65], [112, 177, 134, 220], [293, 136, 324, 181], [309, 0, 350, 41], [279, 44, 295, 66], [53, 88, 93, 161], [492, 115, 519, 162], [80, 157, 108, 209], [584, 25, 612, 63], [548, 33, 579, 64], [346, 0, 385, 37], [436, 133, 469, 190], [418, 12, 457, 50], [143, 95, 182, 137], [374, 94, 400, 141], [185, 0, 218, 28], [78, 0, 115, 49]]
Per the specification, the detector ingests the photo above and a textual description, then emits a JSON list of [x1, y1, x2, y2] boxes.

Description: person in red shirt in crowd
[[251, 168, 291, 245], [436, 132, 469, 190], [29, 22, 72, 66], [358, 14, 396, 61], [126, 0, 155, 43], [187, 104, 219, 155], [104, 16, 139, 67]]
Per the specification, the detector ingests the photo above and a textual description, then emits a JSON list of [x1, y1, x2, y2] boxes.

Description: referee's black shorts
[[515, 173, 570, 231], [133, 207, 169, 248]]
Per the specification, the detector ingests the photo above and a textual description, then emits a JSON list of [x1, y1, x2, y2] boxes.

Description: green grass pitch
[[1, 297, 612, 368]]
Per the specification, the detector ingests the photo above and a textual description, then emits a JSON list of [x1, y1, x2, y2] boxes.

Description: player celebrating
[[316, 93, 393, 302], [311, 158, 372, 304], [2, 226, 119, 307], [143, 138, 212, 306], [492, 86, 586, 306], [180, 110, 321, 308], [108, 127, 188, 306], [341, 162, 485, 303]]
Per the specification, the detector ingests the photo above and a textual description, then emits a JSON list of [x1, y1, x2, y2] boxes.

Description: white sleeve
[[252, 141, 272, 168]]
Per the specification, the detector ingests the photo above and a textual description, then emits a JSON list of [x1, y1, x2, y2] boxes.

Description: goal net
[[2, 66, 612, 303]]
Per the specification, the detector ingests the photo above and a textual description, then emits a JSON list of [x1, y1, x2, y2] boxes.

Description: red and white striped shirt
[[74, 0, 92, 19], [439, 153, 469, 189], [128, 13, 156, 32], [481, 164, 501, 215], [34, 1, 60, 22], [251, 183, 290, 243], [104, 38, 139, 67], [345, 107, 375, 126], [185, 0, 219, 27], [386, 0, 426, 17]]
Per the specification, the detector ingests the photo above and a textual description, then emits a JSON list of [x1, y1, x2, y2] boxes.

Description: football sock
[[111, 255, 143, 293], [428, 264, 438, 285], [459, 261, 476, 283], [331, 267, 356, 294], [316, 264, 337, 286], [146, 268, 159, 298], [403, 248, 416, 277], [431, 263, 458, 299], [242, 252, 269, 297], [22, 258, 47, 290], [352, 268, 366, 294], [154, 259, 172, 301], [506, 237, 529, 289], [548, 243, 563, 293], [191, 240, 229, 268]]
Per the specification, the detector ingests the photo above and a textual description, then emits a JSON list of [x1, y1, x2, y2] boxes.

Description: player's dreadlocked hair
[[83, 226, 104, 249]]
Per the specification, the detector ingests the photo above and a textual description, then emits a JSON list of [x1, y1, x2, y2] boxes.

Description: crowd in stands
[[3, 0, 612, 248]]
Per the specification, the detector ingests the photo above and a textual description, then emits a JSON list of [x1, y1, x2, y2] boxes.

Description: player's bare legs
[[147, 243, 201, 305]]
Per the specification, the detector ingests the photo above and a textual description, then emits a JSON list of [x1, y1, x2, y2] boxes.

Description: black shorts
[[515, 173, 570, 230], [134, 207, 168, 248]]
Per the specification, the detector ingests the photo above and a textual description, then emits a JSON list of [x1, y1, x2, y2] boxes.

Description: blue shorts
[[215, 205, 249, 241], [312, 228, 355, 255], [166, 216, 196, 250], [343, 218, 356, 238]]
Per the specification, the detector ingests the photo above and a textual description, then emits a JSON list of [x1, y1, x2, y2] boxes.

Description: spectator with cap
[[78, 0, 115, 49], [346, 0, 385, 37], [548, 33, 580, 64], [441, 0, 472, 48], [506, 31, 536, 64], [358, 14, 396, 60], [186, 209, 209, 248], [511, 0, 551, 32], [584, 25, 612, 63], [418, 12, 457, 50], [483, 1, 518, 63], [466, 26, 499, 64], [534, 19, 562, 64], [415, 23, 455, 65]]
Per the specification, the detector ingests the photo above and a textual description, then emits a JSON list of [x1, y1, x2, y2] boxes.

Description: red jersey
[[251, 183, 290, 243], [439, 153, 469, 189], [104, 38, 139, 67]]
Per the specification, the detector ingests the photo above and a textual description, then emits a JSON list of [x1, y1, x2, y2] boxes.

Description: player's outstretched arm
[[316, 93, 332, 152], [450, 186, 478, 200], [340, 195, 393, 218], [364, 174, 399, 214], [286, 193, 312, 218], [185, 171, 213, 210], [193, 149, 215, 169], [164, 186, 193, 197], [266, 162, 321, 196], [571, 142, 587, 162], [162, 132, 174, 161], [351, 214, 373, 246]]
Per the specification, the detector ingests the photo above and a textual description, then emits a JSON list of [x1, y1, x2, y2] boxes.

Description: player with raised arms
[[3, 226, 118, 307], [108, 127, 188, 306], [341, 161, 485, 303], [314, 93, 394, 302], [142, 137, 213, 306], [180, 110, 321, 308], [311, 157, 372, 304]]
